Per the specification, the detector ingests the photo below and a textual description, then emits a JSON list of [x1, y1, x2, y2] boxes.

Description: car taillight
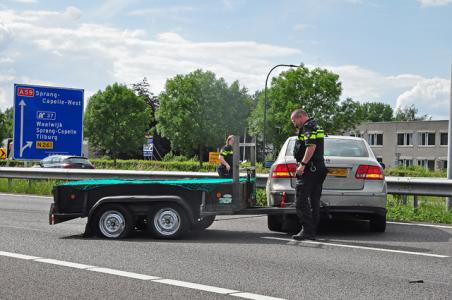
[[355, 165, 384, 180], [63, 164, 73, 168], [272, 163, 297, 178]]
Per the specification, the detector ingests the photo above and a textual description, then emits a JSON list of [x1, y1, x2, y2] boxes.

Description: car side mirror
[[379, 162, 385, 170]]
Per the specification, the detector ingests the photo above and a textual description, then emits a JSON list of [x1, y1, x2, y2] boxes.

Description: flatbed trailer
[[49, 135, 296, 239], [49, 176, 295, 239]]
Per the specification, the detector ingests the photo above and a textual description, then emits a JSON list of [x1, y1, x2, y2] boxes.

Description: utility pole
[[447, 63, 452, 211]]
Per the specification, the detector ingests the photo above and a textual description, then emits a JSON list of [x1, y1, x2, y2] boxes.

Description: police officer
[[217, 135, 234, 178], [290, 109, 327, 240]]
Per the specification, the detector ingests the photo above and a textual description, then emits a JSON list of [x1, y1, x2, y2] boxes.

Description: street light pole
[[447, 62, 452, 211], [263, 64, 298, 162]]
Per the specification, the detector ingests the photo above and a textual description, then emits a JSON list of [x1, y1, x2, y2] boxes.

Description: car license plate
[[328, 167, 348, 177]]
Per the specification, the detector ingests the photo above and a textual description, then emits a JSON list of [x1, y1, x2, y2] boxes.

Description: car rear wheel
[[267, 215, 283, 232], [369, 215, 386, 232], [148, 204, 189, 239], [91, 204, 133, 239]]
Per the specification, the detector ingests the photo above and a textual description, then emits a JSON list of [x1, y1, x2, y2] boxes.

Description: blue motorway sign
[[143, 137, 154, 157], [13, 84, 84, 160]]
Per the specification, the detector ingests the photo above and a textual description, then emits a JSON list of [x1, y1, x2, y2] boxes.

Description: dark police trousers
[[295, 163, 327, 236]]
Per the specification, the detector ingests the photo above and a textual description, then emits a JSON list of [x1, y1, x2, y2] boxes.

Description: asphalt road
[[0, 193, 451, 299]]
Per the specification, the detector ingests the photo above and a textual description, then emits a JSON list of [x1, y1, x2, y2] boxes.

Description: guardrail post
[[28, 179, 32, 192], [8, 178, 12, 191], [413, 195, 418, 211], [447, 197, 452, 211]]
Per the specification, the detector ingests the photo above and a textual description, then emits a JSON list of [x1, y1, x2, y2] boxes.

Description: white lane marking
[[0, 250, 286, 299], [262, 237, 449, 258], [153, 279, 239, 294], [0, 251, 41, 260], [34, 258, 95, 269], [231, 292, 286, 300], [388, 221, 452, 230], [0, 193, 51, 199], [89, 267, 160, 280]]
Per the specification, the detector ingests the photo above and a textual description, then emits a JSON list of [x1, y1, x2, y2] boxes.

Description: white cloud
[[396, 78, 450, 118], [222, 0, 245, 10], [0, 7, 300, 111], [418, 0, 452, 7], [0, 21, 13, 49], [128, 6, 194, 16], [8, 0, 38, 3], [97, 0, 138, 18], [317, 64, 450, 119], [322, 64, 422, 100], [0, 6, 449, 121], [293, 24, 315, 32]]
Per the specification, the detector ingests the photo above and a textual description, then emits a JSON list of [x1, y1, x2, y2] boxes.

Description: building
[[349, 120, 449, 171]]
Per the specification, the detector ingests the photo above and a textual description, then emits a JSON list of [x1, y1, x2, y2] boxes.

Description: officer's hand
[[226, 164, 231, 171], [296, 165, 305, 175]]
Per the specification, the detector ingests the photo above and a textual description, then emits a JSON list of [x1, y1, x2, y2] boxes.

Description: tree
[[84, 83, 151, 163], [249, 65, 353, 153], [359, 102, 394, 122], [332, 98, 363, 134], [156, 69, 251, 164], [0, 107, 13, 143], [132, 78, 170, 159], [394, 104, 430, 121], [132, 77, 159, 126]]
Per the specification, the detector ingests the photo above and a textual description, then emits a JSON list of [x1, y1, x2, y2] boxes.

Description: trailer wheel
[[91, 204, 133, 239], [148, 204, 189, 239], [192, 215, 216, 231]]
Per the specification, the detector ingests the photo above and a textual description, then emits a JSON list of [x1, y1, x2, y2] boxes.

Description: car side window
[[285, 139, 296, 157]]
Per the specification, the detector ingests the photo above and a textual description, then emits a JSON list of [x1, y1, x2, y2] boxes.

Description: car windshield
[[285, 138, 369, 157]]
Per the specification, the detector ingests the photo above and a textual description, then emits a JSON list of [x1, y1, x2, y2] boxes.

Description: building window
[[417, 159, 435, 171], [418, 132, 435, 146], [397, 133, 413, 146], [368, 133, 383, 146], [398, 159, 413, 167], [440, 133, 448, 146]]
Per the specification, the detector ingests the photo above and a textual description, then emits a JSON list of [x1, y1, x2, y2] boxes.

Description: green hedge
[[385, 166, 446, 178], [0, 158, 268, 173]]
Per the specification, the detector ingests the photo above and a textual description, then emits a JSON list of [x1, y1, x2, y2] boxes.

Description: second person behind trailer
[[217, 135, 234, 178]]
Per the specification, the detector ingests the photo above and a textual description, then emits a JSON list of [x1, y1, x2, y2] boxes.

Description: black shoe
[[292, 231, 315, 241], [292, 234, 315, 241]]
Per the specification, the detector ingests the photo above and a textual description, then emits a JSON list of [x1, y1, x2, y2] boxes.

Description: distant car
[[266, 135, 387, 232], [36, 155, 95, 169]]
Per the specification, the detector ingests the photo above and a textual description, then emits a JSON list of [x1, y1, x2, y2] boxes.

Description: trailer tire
[[91, 204, 133, 239], [148, 204, 189, 239], [192, 215, 216, 231]]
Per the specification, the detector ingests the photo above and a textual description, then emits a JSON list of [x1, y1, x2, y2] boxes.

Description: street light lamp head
[[262, 63, 300, 162]]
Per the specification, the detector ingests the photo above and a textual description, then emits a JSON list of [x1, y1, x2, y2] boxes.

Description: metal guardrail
[[1, 167, 452, 197]]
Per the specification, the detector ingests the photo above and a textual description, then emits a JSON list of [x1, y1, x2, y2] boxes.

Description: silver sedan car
[[266, 135, 387, 232]]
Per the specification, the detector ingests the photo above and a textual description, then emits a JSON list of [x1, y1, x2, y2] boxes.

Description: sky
[[0, 0, 451, 119]]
